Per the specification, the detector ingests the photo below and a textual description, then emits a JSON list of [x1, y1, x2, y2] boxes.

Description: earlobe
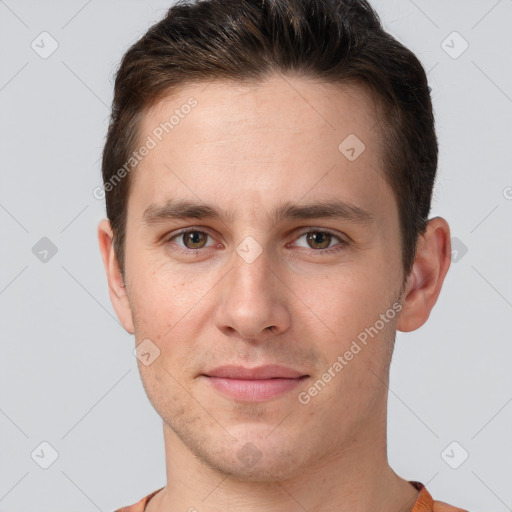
[[397, 217, 451, 333], [97, 219, 135, 334]]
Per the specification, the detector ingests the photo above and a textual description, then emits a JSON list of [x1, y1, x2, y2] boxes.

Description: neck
[[146, 397, 420, 512]]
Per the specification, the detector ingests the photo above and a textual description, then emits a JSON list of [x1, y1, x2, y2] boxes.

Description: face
[[111, 75, 408, 480]]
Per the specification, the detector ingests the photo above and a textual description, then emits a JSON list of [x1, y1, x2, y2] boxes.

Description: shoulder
[[410, 481, 468, 512], [433, 500, 469, 512], [114, 487, 164, 512]]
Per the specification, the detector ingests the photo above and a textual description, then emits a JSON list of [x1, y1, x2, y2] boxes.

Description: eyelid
[[165, 227, 219, 249], [291, 227, 347, 242], [288, 228, 348, 252], [165, 226, 349, 255]]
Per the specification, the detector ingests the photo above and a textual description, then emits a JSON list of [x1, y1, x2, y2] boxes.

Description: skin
[[98, 74, 451, 512]]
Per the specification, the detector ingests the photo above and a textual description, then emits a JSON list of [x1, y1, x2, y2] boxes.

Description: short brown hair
[[101, 0, 437, 278]]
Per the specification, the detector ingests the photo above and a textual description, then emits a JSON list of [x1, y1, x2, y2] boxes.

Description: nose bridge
[[228, 242, 275, 307], [234, 240, 272, 286], [215, 241, 290, 339]]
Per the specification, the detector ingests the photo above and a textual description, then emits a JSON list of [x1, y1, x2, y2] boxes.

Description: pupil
[[308, 232, 330, 249], [186, 232, 204, 248]]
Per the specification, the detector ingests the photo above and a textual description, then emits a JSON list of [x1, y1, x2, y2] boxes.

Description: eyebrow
[[142, 198, 374, 227]]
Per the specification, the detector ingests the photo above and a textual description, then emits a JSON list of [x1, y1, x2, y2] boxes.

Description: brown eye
[[291, 229, 348, 255], [181, 231, 208, 249], [306, 231, 333, 249], [165, 228, 219, 255]]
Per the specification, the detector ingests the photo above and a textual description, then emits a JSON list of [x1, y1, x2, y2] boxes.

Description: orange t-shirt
[[114, 480, 468, 511]]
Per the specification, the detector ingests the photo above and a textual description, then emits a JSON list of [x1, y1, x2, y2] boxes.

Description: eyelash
[[164, 227, 348, 256]]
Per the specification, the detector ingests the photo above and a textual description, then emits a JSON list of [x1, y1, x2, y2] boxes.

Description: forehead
[[138, 74, 382, 157], [128, 74, 391, 224]]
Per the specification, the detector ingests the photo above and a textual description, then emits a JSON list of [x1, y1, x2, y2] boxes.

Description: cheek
[[290, 263, 395, 339], [287, 261, 402, 392], [126, 262, 218, 380], [128, 256, 209, 330]]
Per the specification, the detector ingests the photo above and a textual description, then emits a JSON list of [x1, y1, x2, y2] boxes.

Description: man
[[97, 0, 467, 510]]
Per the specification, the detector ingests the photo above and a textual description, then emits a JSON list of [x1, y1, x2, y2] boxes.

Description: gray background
[[1, 0, 511, 510]]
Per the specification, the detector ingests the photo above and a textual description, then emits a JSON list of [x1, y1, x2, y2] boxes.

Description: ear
[[397, 217, 451, 332], [97, 218, 135, 334]]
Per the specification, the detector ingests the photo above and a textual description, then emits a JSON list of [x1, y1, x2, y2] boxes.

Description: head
[[98, 0, 450, 482]]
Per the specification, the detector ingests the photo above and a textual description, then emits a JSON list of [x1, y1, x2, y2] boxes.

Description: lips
[[203, 364, 307, 380], [201, 365, 309, 402]]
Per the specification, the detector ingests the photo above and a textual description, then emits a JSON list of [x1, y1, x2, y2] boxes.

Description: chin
[[199, 434, 312, 482], [210, 453, 305, 482]]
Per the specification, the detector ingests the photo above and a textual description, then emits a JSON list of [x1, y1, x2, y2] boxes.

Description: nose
[[214, 245, 292, 342]]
